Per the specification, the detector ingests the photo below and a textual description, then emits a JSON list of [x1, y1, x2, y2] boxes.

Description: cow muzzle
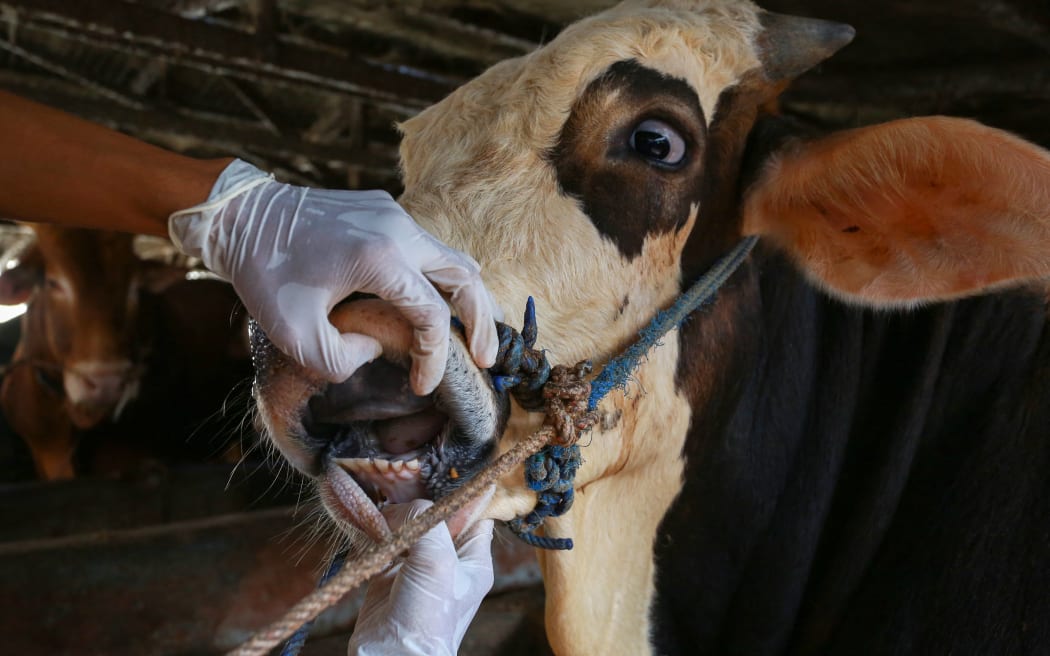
[[252, 298, 509, 542], [63, 360, 139, 429]]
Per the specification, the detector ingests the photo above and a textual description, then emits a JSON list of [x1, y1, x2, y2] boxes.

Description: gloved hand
[[168, 159, 498, 394], [348, 500, 495, 656]]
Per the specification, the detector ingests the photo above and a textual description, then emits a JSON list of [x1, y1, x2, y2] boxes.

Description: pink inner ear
[[743, 116, 1050, 306]]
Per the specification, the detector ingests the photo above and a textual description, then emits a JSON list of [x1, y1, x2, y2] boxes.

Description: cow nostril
[[64, 361, 137, 407]]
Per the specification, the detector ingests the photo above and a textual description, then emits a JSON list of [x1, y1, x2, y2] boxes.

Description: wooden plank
[[0, 492, 541, 654], [0, 463, 301, 542]]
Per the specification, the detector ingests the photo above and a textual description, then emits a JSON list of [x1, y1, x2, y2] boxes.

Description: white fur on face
[[396, 2, 766, 654]]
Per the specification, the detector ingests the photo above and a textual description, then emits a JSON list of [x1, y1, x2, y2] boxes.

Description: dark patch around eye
[[548, 59, 706, 260], [678, 70, 788, 282]]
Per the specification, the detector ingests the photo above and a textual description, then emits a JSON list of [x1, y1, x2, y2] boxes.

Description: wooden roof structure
[[0, 0, 1046, 192]]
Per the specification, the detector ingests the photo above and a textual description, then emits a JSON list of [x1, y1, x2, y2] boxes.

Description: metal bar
[[0, 0, 456, 105]]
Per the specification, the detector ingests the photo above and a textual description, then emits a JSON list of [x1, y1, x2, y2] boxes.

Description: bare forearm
[[0, 91, 232, 237]]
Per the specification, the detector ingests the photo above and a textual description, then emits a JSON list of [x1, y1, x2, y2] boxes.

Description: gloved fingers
[[380, 498, 432, 530], [409, 317, 450, 397], [454, 519, 495, 593], [329, 330, 385, 383], [246, 283, 383, 382], [426, 266, 499, 369], [381, 501, 458, 595], [455, 518, 495, 561], [294, 325, 382, 384], [265, 305, 383, 383], [355, 562, 399, 626], [338, 188, 396, 205], [381, 274, 451, 395], [449, 519, 495, 648], [410, 232, 499, 368]]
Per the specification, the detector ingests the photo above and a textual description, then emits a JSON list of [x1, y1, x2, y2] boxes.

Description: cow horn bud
[[757, 12, 855, 81]]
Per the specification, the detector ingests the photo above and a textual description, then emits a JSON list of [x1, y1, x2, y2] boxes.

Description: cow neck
[[495, 235, 760, 550], [587, 235, 759, 409]]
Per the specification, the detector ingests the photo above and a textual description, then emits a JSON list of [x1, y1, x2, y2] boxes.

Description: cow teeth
[[335, 457, 369, 473], [390, 460, 404, 473], [405, 459, 420, 472], [373, 458, 390, 473]]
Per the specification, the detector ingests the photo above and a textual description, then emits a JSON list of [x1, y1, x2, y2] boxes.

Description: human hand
[[348, 500, 495, 656], [168, 159, 498, 394]]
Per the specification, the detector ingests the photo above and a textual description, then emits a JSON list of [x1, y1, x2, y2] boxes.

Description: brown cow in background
[[0, 225, 254, 480]]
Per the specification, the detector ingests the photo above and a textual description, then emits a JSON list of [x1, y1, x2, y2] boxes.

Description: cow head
[[254, 1, 1050, 652], [0, 225, 186, 478]]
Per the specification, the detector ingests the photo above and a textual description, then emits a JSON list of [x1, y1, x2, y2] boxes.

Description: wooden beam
[[139, 0, 246, 20], [0, 0, 458, 106], [278, 0, 537, 67], [788, 60, 1050, 110]]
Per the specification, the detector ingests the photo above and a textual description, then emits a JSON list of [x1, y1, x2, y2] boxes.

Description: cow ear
[[0, 245, 42, 305], [742, 117, 1050, 306]]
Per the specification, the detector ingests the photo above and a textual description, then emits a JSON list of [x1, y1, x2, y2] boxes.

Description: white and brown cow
[[0, 225, 253, 479], [253, 1, 1050, 653]]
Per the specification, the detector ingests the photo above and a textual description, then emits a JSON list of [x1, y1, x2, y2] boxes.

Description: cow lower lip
[[315, 414, 452, 540], [321, 461, 391, 543]]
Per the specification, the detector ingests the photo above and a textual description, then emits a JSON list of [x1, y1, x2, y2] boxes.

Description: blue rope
[[587, 236, 758, 410], [505, 442, 582, 550], [499, 236, 759, 550], [279, 549, 348, 656]]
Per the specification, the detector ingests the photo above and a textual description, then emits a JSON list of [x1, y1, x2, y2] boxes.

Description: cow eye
[[630, 119, 686, 167]]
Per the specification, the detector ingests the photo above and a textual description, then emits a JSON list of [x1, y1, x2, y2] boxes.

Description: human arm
[[0, 92, 497, 390], [0, 90, 228, 236]]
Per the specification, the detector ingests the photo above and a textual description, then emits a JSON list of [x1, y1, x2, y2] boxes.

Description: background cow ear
[[741, 117, 1050, 306], [0, 245, 42, 305]]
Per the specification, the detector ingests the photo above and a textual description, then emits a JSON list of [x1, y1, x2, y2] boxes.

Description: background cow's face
[[0, 226, 187, 478], [29, 226, 145, 428]]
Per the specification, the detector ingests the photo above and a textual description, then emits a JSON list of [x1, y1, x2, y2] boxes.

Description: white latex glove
[[348, 500, 495, 656], [168, 159, 498, 394]]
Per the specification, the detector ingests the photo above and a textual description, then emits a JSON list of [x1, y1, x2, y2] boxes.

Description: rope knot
[[543, 361, 596, 447], [490, 298, 596, 550], [489, 297, 551, 411]]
